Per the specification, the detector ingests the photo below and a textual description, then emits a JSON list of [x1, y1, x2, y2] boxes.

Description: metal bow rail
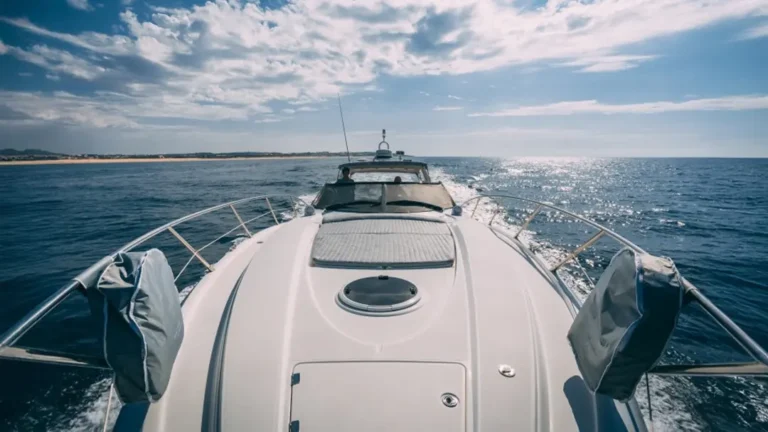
[[461, 194, 768, 378], [0, 194, 306, 369]]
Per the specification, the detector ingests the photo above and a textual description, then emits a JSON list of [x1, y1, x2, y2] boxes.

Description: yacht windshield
[[352, 172, 421, 182], [312, 182, 454, 212]]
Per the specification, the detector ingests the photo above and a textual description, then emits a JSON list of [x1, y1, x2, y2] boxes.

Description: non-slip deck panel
[[311, 219, 454, 268]]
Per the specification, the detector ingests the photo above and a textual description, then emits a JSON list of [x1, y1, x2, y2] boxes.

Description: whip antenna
[[337, 93, 351, 162]]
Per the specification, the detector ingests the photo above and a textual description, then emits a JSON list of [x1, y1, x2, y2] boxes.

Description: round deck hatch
[[339, 275, 420, 313]]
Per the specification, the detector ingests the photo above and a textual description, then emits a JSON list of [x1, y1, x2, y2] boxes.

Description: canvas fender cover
[[567, 248, 683, 401], [87, 249, 184, 404]]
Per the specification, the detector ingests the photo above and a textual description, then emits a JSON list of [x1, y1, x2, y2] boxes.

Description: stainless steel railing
[[0, 194, 307, 369], [461, 194, 768, 378]]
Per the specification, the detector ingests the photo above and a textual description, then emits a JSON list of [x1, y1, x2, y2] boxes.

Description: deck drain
[[441, 393, 459, 408]]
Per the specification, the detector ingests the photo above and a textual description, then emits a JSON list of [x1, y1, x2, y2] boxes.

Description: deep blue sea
[[1, 157, 766, 431]]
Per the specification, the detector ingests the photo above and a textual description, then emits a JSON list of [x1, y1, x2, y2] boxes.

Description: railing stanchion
[[167, 227, 214, 272], [230, 204, 252, 238], [645, 374, 653, 427], [102, 380, 115, 432], [488, 209, 499, 226], [471, 196, 483, 217], [551, 229, 605, 271], [266, 197, 280, 225], [515, 204, 542, 239]]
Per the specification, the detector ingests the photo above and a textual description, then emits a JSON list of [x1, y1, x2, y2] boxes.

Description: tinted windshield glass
[[352, 172, 421, 182], [312, 182, 454, 210]]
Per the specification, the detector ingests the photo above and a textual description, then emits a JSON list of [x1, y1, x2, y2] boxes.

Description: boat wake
[[48, 378, 116, 432]]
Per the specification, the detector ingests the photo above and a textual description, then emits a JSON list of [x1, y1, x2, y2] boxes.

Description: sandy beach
[[0, 156, 334, 166]]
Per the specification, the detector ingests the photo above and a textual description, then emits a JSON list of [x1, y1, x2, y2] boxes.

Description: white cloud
[[255, 114, 294, 124], [282, 108, 296, 114], [0, 40, 7, 55], [66, 0, 93, 11], [46, 74, 61, 81], [2, 43, 106, 80], [1, 0, 766, 128], [739, 22, 768, 39], [434, 105, 463, 111], [0, 89, 269, 128], [468, 95, 768, 117], [447, 95, 463, 100], [255, 117, 283, 124], [296, 106, 319, 112], [562, 55, 657, 73], [0, 91, 139, 127], [419, 91, 430, 96], [0, 17, 133, 56]]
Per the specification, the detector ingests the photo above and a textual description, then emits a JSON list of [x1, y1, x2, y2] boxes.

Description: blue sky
[[0, 0, 767, 157]]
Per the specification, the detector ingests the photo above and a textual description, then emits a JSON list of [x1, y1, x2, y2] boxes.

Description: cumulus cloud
[[419, 91, 430, 96], [0, 0, 766, 128], [468, 95, 768, 117], [447, 95, 463, 100], [433, 105, 463, 111], [66, 0, 93, 11]]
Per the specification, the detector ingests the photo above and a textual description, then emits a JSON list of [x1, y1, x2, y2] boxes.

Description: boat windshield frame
[[337, 161, 431, 183], [312, 181, 455, 212]]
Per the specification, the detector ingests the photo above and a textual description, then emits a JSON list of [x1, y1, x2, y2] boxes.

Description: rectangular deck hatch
[[290, 362, 465, 432], [311, 219, 455, 269]]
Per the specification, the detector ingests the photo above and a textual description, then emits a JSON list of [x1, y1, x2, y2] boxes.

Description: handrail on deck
[[0, 194, 308, 368], [461, 194, 768, 378]]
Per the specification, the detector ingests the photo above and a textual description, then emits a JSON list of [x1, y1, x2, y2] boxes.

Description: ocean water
[[1, 157, 767, 431]]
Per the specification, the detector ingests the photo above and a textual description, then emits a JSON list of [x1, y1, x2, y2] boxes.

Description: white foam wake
[[49, 378, 119, 432]]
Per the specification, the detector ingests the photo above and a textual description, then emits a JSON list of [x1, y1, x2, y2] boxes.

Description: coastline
[[0, 155, 335, 166]]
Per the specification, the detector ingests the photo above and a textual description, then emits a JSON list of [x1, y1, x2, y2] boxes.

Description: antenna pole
[[337, 94, 351, 162]]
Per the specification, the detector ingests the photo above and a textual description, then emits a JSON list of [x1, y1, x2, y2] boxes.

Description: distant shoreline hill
[[0, 149, 374, 162]]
